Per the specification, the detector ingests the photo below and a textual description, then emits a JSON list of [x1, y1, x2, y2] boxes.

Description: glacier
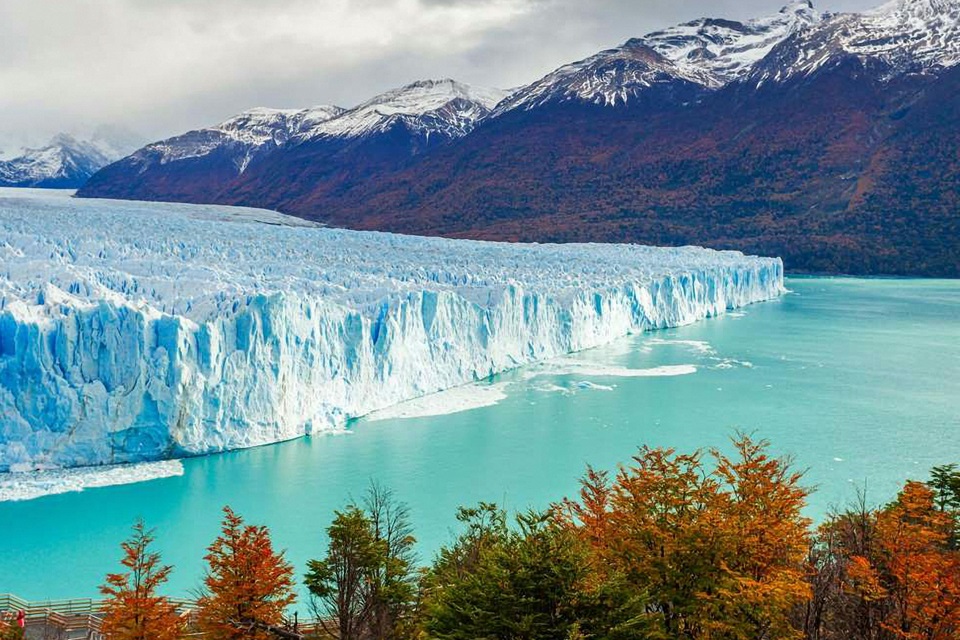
[[0, 188, 784, 471]]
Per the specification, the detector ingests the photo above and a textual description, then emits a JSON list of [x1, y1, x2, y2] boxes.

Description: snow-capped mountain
[[749, 0, 960, 84], [131, 104, 344, 174], [643, 0, 824, 85], [78, 79, 505, 202], [491, 42, 707, 113], [78, 0, 960, 276], [0, 131, 140, 189], [493, 1, 823, 114], [85, 79, 501, 188], [300, 79, 508, 140], [106, 78, 503, 180]]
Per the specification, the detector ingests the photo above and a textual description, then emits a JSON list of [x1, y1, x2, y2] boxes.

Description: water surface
[[0, 277, 957, 602]]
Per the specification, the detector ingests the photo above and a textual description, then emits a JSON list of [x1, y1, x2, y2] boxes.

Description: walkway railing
[[1, 593, 322, 638]]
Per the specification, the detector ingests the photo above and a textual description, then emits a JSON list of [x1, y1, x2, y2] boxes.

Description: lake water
[[0, 277, 957, 603]]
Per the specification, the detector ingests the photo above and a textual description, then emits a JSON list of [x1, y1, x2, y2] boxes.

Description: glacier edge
[[0, 190, 784, 470]]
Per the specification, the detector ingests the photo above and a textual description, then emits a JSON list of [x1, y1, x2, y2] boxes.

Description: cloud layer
[[0, 0, 880, 148]]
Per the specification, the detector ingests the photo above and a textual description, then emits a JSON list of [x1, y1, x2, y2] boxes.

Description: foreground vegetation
[[13, 435, 956, 640]]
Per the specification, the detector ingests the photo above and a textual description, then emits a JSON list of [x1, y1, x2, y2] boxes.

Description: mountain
[[79, 79, 506, 204], [493, 0, 823, 113], [76, 105, 344, 202], [748, 0, 960, 85], [78, 0, 960, 276], [0, 129, 141, 189]]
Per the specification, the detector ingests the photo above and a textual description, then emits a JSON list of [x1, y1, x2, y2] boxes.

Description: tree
[[806, 477, 960, 640], [559, 434, 812, 639], [423, 505, 597, 640], [800, 491, 880, 640], [196, 507, 296, 640], [306, 506, 385, 640], [99, 519, 183, 640], [871, 482, 960, 640], [0, 618, 24, 640], [305, 484, 418, 640], [928, 464, 960, 513], [363, 483, 418, 640], [712, 436, 812, 639], [928, 464, 960, 548]]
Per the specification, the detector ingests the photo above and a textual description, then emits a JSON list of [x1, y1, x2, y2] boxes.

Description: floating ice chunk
[[643, 338, 716, 355], [575, 381, 615, 391], [363, 382, 509, 422], [0, 460, 183, 502], [526, 361, 698, 379]]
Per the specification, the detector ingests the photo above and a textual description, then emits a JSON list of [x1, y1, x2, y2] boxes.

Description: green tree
[[928, 464, 960, 548], [305, 484, 417, 640], [929, 464, 960, 512], [422, 505, 597, 640], [363, 484, 418, 640]]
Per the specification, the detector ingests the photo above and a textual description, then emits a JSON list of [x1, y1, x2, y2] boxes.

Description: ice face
[[0, 189, 784, 470]]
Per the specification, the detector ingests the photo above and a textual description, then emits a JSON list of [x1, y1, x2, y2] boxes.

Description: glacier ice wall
[[0, 189, 784, 470]]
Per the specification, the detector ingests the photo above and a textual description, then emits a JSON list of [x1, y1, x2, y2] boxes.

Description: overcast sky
[[0, 0, 881, 150]]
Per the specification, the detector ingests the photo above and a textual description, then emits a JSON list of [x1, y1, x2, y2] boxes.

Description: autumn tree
[[800, 492, 879, 640], [197, 506, 296, 640], [305, 484, 417, 640], [806, 477, 960, 640], [559, 433, 812, 639], [867, 482, 959, 640], [0, 617, 23, 640], [712, 436, 812, 639], [99, 519, 184, 640]]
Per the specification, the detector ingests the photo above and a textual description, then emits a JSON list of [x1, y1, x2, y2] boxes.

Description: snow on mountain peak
[[301, 78, 509, 140], [749, 0, 960, 84], [143, 103, 344, 172], [494, 2, 824, 114], [492, 43, 705, 114], [214, 105, 341, 146], [103, 80, 503, 178], [0, 133, 128, 188], [634, 1, 824, 86]]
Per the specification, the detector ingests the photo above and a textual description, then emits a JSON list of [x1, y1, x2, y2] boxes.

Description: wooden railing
[[1, 593, 324, 638]]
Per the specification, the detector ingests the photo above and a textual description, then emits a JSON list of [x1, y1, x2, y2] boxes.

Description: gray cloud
[[0, 0, 881, 149]]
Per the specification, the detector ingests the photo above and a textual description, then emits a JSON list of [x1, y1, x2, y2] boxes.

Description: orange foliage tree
[[858, 482, 959, 640], [99, 520, 184, 640], [196, 506, 297, 640], [559, 433, 811, 640], [0, 616, 24, 640], [806, 480, 960, 640]]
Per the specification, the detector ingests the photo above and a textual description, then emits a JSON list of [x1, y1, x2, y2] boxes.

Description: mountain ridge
[[78, 0, 960, 276], [0, 130, 141, 188]]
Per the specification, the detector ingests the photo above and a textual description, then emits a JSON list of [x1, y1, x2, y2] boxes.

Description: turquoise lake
[[0, 277, 958, 602]]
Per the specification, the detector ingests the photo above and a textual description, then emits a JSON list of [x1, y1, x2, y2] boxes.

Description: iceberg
[[0, 188, 784, 470]]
